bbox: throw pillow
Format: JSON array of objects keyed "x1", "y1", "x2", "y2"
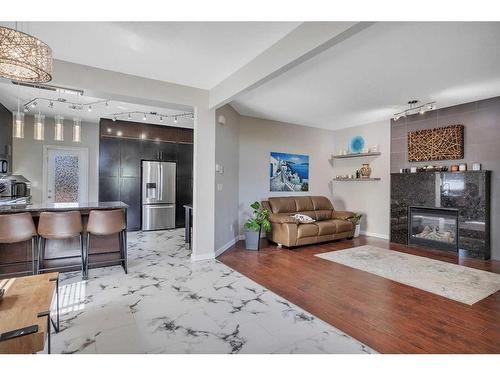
[{"x1": 291, "y1": 213, "x2": 316, "y2": 223}]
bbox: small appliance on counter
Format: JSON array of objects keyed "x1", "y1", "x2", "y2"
[
  {"x1": 0, "y1": 174, "x2": 32, "y2": 205},
  {"x1": 0, "y1": 159, "x2": 8, "y2": 174}
]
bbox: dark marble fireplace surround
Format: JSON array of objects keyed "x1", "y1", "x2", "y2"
[{"x1": 390, "y1": 96, "x2": 500, "y2": 260}]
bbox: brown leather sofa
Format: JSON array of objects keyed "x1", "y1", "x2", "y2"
[{"x1": 261, "y1": 196, "x2": 355, "y2": 247}]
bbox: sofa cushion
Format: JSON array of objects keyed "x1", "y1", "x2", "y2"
[
  {"x1": 315, "y1": 220, "x2": 337, "y2": 236},
  {"x1": 297, "y1": 223, "x2": 319, "y2": 238},
  {"x1": 269, "y1": 213, "x2": 298, "y2": 224},
  {"x1": 315, "y1": 210, "x2": 332, "y2": 221},
  {"x1": 331, "y1": 219, "x2": 354, "y2": 233},
  {"x1": 294, "y1": 197, "x2": 314, "y2": 212},
  {"x1": 311, "y1": 196, "x2": 334, "y2": 211},
  {"x1": 268, "y1": 197, "x2": 297, "y2": 214}
]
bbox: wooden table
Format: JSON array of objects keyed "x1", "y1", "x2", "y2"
[{"x1": 0, "y1": 272, "x2": 59, "y2": 354}]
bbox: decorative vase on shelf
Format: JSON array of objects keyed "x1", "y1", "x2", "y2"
[{"x1": 360, "y1": 163, "x2": 372, "y2": 178}]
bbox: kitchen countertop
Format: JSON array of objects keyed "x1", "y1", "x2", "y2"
[{"x1": 0, "y1": 201, "x2": 128, "y2": 214}]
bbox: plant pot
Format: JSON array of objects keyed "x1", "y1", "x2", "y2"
[
  {"x1": 244, "y1": 229, "x2": 261, "y2": 250},
  {"x1": 354, "y1": 224, "x2": 361, "y2": 238}
]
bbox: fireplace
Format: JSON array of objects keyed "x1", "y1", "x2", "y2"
[{"x1": 408, "y1": 206, "x2": 459, "y2": 253}]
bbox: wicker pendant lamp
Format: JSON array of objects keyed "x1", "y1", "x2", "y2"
[{"x1": 0, "y1": 25, "x2": 52, "y2": 83}]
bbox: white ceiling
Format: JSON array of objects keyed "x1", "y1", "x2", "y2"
[
  {"x1": 1, "y1": 21, "x2": 299, "y2": 90},
  {"x1": 0, "y1": 81, "x2": 194, "y2": 128},
  {"x1": 231, "y1": 22, "x2": 500, "y2": 130}
]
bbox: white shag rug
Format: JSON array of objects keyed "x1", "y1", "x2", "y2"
[{"x1": 316, "y1": 245, "x2": 500, "y2": 305}]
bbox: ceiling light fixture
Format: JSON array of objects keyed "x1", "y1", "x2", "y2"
[
  {"x1": 143, "y1": 113, "x2": 147, "y2": 121},
  {"x1": 34, "y1": 113, "x2": 45, "y2": 141},
  {"x1": 112, "y1": 116, "x2": 117, "y2": 122},
  {"x1": 73, "y1": 118, "x2": 81, "y2": 142},
  {"x1": 393, "y1": 100, "x2": 436, "y2": 122},
  {"x1": 174, "y1": 116, "x2": 178, "y2": 124},
  {"x1": 88, "y1": 105, "x2": 92, "y2": 112},
  {"x1": 128, "y1": 113, "x2": 132, "y2": 120},
  {"x1": 13, "y1": 95, "x2": 25, "y2": 139},
  {"x1": 0, "y1": 25, "x2": 52, "y2": 83},
  {"x1": 54, "y1": 115, "x2": 64, "y2": 141}
]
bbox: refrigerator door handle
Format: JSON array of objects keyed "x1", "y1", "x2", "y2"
[{"x1": 158, "y1": 163, "x2": 163, "y2": 201}]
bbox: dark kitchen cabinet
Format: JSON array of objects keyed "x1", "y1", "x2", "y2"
[
  {"x1": 120, "y1": 177, "x2": 141, "y2": 230},
  {"x1": 99, "y1": 120, "x2": 193, "y2": 231},
  {"x1": 176, "y1": 178, "x2": 193, "y2": 227},
  {"x1": 99, "y1": 137, "x2": 121, "y2": 177},
  {"x1": 98, "y1": 177, "x2": 120, "y2": 202},
  {"x1": 120, "y1": 138, "x2": 141, "y2": 177},
  {"x1": 177, "y1": 143, "x2": 193, "y2": 179}
]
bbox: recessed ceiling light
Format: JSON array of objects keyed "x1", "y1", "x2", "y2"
[
  {"x1": 116, "y1": 130, "x2": 123, "y2": 137},
  {"x1": 107, "y1": 128, "x2": 112, "y2": 133}
]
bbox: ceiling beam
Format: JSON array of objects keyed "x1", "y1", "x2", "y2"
[{"x1": 209, "y1": 22, "x2": 375, "y2": 109}]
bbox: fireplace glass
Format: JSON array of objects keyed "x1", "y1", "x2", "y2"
[{"x1": 408, "y1": 206, "x2": 459, "y2": 252}]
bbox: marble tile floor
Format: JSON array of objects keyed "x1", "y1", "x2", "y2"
[{"x1": 50, "y1": 229, "x2": 375, "y2": 354}]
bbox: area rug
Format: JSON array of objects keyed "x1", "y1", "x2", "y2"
[{"x1": 315, "y1": 245, "x2": 500, "y2": 305}]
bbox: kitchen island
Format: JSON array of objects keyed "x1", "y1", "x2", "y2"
[{"x1": 0, "y1": 201, "x2": 128, "y2": 277}]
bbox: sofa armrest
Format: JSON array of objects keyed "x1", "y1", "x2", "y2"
[
  {"x1": 332, "y1": 210, "x2": 356, "y2": 220},
  {"x1": 269, "y1": 213, "x2": 298, "y2": 224}
]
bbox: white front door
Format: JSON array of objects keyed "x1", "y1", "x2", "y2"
[{"x1": 44, "y1": 146, "x2": 88, "y2": 203}]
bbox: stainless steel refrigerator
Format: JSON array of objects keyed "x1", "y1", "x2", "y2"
[{"x1": 141, "y1": 161, "x2": 176, "y2": 230}]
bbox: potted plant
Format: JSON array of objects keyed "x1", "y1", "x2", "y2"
[
  {"x1": 244, "y1": 201, "x2": 272, "y2": 250},
  {"x1": 353, "y1": 213, "x2": 363, "y2": 238}
]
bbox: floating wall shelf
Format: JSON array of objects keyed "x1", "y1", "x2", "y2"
[
  {"x1": 332, "y1": 178, "x2": 381, "y2": 181},
  {"x1": 332, "y1": 152, "x2": 381, "y2": 159}
]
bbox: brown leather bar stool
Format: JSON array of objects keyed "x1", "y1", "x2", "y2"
[
  {"x1": 0, "y1": 213, "x2": 37, "y2": 276},
  {"x1": 85, "y1": 209, "x2": 127, "y2": 278},
  {"x1": 37, "y1": 211, "x2": 84, "y2": 278}
]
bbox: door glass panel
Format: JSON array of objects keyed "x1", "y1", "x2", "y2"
[{"x1": 54, "y1": 154, "x2": 79, "y2": 203}]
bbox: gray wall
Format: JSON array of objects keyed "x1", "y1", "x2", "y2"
[
  {"x1": 214, "y1": 105, "x2": 240, "y2": 253},
  {"x1": 332, "y1": 120, "x2": 391, "y2": 238},
  {"x1": 12, "y1": 115, "x2": 99, "y2": 203},
  {"x1": 390, "y1": 96, "x2": 500, "y2": 260},
  {"x1": 238, "y1": 116, "x2": 335, "y2": 236}
]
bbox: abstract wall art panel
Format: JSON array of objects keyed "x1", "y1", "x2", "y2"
[{"x1": 408, "y1": 124, "x2": 464, "y2": 162}]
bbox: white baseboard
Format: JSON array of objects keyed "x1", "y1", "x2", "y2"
[
  {"x1": 190, "y1": 253, "x2": 215, "y2": 262},
  {"x1": 215, "y1": 236, "x2": 240, "y2": 258},
  {"x1": 360, "y1": 230, "x2": 389, "y2": 240}
]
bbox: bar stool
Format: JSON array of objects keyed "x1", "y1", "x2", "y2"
[
  {"x1": 85, "y1": 209, "x2": 127, "y2": 278},
  {"x1": 37, "y1": 211, "x2": 84, "y2": 278},
  {"x1": 0, "y1": 213, "x2": 37, "y2": 276}
]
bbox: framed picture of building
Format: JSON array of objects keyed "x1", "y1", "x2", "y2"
[{"x1": 270, "y1": 152, "x2": 309, "y2": 192}]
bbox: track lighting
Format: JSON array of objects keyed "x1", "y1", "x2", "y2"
[
  {"x1": 30, "y1": 101, "x2": 37, "y2": 108},
  {"x1": 88, "y1": 105, "x2": 92, "y2": 112},
  {"x1": 143, "y1": 113, "x2": 147, "y2": 121},
  {"x1": 393, "y1": 100, "x2": 436, "y2": 121},
  {"x1": 48, "y1": 101, "x2": 53, "y2": 108},
  {"x1": 113, "y1": 116, "x2": 117, "y2": 122},
  {"x1": 159, "y1": 116, "x2": 163, "y2": 122},
  {"x1": 174, "y1": 116, "x2": 178, "y2": 124},
  {"x1": 105, "y1": 101, "x2": 109, "y2": 108},
  {"x1": 128, "y1": 113, "x2": 131, "y2": 120}
]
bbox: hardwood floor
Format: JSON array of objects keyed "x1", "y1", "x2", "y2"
[{"x1": 218, "y1": 236, "x2": 500, "y2": 354}]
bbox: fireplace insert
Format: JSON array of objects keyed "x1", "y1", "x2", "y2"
[{"x1": 408, "y1": 206, "x2": 459, "y2": 252}]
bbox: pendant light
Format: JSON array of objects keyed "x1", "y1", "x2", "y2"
[
  {"x1": 0, "y1": 24, "x2": 52, "y2": 83},
  {"x1": 54, "y1": 114, "x2": 64, "y2": 141},
  {"x1": 34, "y1": 113, "x2": 45, "y2": 141},
  {"x1": 12, "y1": 97, "x2": 25, "y2": 138},
  {"x1": 73, "y1": 118, "x2": 81, "y2": 143}
]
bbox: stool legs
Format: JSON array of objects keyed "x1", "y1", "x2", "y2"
[
  {"x1": 37, "y1": 237, "x2": 45, "y2": 274},
  {"x1": 31, "y1": 237, "x2": 37, "y2": 275},
  {"x1": 79, "y1": 233, "x2": 86, "y2": 279},
  {"x1": 120, "y1": 230, "x2": 128, "y2": 274},
  {"x1": 85, "y1": 232, "x2": 90, "y2": 280}
]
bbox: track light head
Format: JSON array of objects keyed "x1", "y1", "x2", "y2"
[
  {"x1": 143, "y1": 113, "x2": 147, "y2": 121},
  {"x1": 174, "y1": 116, "x2": 178, "y2": 124},
  {"x1": 88, "y1": 105, "x2": 92, "y2": 112}
]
